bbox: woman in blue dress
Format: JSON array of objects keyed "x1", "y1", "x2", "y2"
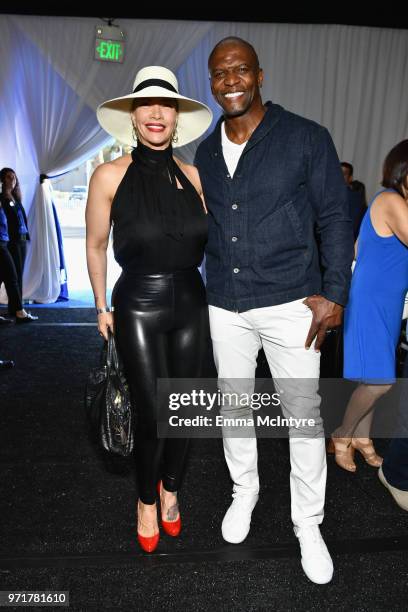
[{"x1": 332, "y1": 140, "x2": 408, "y2": 471}]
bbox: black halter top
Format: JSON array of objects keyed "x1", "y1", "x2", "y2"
[{"x1": 110, "y1": 142, "x2": 208, "y2": 274}]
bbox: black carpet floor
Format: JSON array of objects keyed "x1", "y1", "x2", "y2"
[{"x1": 0, "y1": 308, "x2": 407, "y2": 611}]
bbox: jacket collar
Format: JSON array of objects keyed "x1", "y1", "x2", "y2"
[{"x1": 208, "y1": 100, "x2": 284, "y2": 158}]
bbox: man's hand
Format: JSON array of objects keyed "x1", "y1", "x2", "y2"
[{"x1": 303, "y1": 295, "x2": 343, "y2": 352}]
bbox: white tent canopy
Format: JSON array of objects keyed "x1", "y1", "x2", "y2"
[{"x1": 0, "y1": 14, "x2": 407, "y2": 302}]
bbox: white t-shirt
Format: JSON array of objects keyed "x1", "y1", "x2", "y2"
[{"x1": 221, "y1": 121, "x2": 247, "y2": 178}]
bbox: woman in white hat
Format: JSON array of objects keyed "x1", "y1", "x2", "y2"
[{"x1": 86, "y1": 66, "x2": 212, "y2": 553}]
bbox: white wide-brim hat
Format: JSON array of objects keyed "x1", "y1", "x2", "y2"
[{"x1": 96, "y1": 66, "x2": 213, "y2": 148}]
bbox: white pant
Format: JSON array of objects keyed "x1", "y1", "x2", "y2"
[{"x1": 209, "y1": 299, "x2": 327, "y2": 528}]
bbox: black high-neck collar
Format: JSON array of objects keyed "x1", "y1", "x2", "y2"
[{"x1": 131, "y1": 141, "x2": 173, "y2": 164}]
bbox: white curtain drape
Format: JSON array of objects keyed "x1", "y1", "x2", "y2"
[
  {"x1": 1, "y1": 15, "x2": 407, "y2": 302},
  {"x1": 177, "y1": 22, "x2": 408, "y2": 196},
  {"x1": 0, "y1": 19, "x2": 114, "y2": 302},
  {"x1": 0, "y1": 15, "x2": 212, "y2": 302}
]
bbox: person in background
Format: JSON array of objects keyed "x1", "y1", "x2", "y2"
[
  {"x1": 333, "y1": 141, "x2": 408, "y2": 471},
  {"x1": 379, "y1": 349, "x2": 408, "y2": 512},
  {"x1": 341, "y1": 162, "x2": 367, "y2": 241},
  {"x1": 0, "y1": 193, "x2": 35, "y2": 323},
  {"x1": 0, "y1": 168, "x2": 37, "y2": 322}
]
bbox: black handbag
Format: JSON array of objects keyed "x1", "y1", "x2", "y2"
[{"x1": 85, "y1": 329, "x2": 134, "y2": 456}]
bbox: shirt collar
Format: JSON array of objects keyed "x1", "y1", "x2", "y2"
[{"x1": 210, "y1": 101, "x2": 284, "y2": 157}]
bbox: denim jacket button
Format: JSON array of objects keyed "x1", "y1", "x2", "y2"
[
  {"x1": 233, "y1": 268, "x2": 240, "y2": 274},
  {"x1": 232, "y1": 236, "x2": 238, "y2": 242},
  {"x1": 232, "y1": 204, "x2": 238, "y2": 210}
]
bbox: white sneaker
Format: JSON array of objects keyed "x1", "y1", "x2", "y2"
[
  {"x1": 221, "y1": 494, "x2": 259, "y2": 544},
  {"x1": 294, "y1": 524, "x2": 333, "y2": 584}
]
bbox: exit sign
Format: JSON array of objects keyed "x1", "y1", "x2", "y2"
[
  {"x1": 95, "y1": 24, "x2": 125, "y2": 63},
  {"x1": 95, "y1": 39, "x2": 125, "y2": 63}
]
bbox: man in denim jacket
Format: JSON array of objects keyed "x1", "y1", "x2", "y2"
[{"x1": 194, "y1": 37, "x2": 354, "y2": 584}]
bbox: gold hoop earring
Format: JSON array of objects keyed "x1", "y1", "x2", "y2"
[{"x1": 132, "y1": 123, "x2": 138, "y2": 143}]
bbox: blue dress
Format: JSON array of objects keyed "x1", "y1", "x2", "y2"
[{"x1": 344, "y1": 188, "x2": 408, "y2": 383}]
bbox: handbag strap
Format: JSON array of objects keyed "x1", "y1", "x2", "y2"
[{"x1": 107, "y1": 329, "x2": 120, "y2": 373}]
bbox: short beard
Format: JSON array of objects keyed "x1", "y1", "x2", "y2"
[
  {"x1": 218, "y1": 92, "x2": 255, "y2": 119},
  {"x1": 223, "y1": 106, "x2": 249, "y2": 118}
]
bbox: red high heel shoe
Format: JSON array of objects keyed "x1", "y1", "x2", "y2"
[
  {"x1": 137, "y1": 501, "x2": 159, "y2": 553},
  {"x1": 157, "y1": 481, "x2": 181, "y2": 537},
  {"x1": 137, "y1": 530, "x2": 159, "y2": 553}
]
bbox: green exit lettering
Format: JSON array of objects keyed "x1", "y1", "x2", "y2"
[{"x1": 96, "y1": 40, "x2": 124, "y2": 62}]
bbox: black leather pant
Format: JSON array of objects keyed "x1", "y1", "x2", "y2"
[{"x1": 112, "y1": 267, "x2": 209, "y2": 504}]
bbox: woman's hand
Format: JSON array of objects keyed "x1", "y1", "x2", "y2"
[{"x1": 97, "y1": 311, "x2": 114, "y2": 340}]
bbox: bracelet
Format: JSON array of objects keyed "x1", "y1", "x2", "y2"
[{"x1": 96, "y1": 306, "x2": 114, "y2": 314}]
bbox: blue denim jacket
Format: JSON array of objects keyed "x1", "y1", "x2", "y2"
[{"x1": 194, "y1": 101, "x2": 354, "y2": 312}]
